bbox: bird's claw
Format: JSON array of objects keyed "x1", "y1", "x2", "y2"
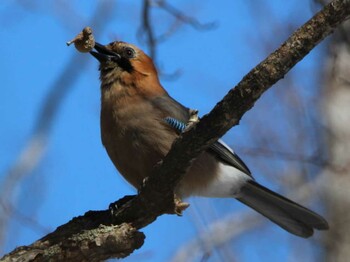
[
  {"x1": 184, "y1": 109, "x2": 199, "y2": 132},
  {"x1": 174, "y1": 196, "x2": 190, "y2": 216}
]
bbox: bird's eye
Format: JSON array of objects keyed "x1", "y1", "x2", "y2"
[{"x1": 124, "y1": 47, "x2": 135, "y2": 58}]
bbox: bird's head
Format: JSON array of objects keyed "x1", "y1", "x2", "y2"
[{"x1": 90, "y1": 41, "x2": 163, "y2": 96}]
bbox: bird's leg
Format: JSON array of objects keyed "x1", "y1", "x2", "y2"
[
  {"x1": 174, "y1": 195, "x2": 190, "y2": 216},
  {"x1": 109, "y1": 195, "x2": 136, "y2": 215},
  {"x1": 142, "y1": 171, "x2": 189, "y2": 215},
  {"x1": 184, "y1": 109, "x2": 199, "y2": 132}
]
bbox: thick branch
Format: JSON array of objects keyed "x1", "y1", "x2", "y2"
[
  {"x1": 1, "y1": 223, "x2": 144, "y2": 262},
  {"x1": 2, "y1": 0, "x2": 349, "y2": 261}
]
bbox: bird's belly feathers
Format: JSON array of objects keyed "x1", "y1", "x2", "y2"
[
  {"x1": 100, "y1": 101, "x2": 176, "y2": 188},
  {"x1": 100, "y1": 101, "x2": 249, "y2": 198}
]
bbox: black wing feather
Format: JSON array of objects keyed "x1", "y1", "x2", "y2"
[{"x1": 209, "y1": 140, "x2": 252, "y2": 177}]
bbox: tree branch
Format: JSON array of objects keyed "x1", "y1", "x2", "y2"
[
  {"x1": 3, "y1": 223, "x2": 144, "y2": 262},
  {"x1": 2, "y1": 0, "x2": 349, "y2": 261}
]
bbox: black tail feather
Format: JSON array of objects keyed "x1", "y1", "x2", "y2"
[{"x1": 237, "y1": 180, "x2": 328, "y2": 238}]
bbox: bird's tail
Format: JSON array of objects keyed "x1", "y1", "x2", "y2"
[{"x1": 237, "y1": 180, "x2": 329, "y2": 238}]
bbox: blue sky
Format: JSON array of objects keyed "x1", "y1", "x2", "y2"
[{"x1": 0, "y1": 1, "x2": 328, "y2": 261}]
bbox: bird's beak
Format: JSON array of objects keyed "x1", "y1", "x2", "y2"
[{"x1": 90, "y1": 42, "x2": 121, "y2": 63}]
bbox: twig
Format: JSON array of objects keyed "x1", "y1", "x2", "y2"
[
  {"x1": 237, "y1": 146, "x2": 328, "y2": 166},
  {"x1": 139, "y1": 0, "x2": 157, "y2": 60},
  {"x1": 138, "y1": 0, "x2": 217, "y2": 74},
  {"x1": 171, "y1": 212, "x2": 262, "y2": 262},
  {"x1": 154, "y1": 0, "x2": 217, "y2": 31}
]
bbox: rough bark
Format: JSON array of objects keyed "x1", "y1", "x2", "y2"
[
  {"x1": 1, "y1": 0, "x2": 349, "y2": 261},
  {"x1": 1, "y1": 223, "x2": 144, "y2": 262}
]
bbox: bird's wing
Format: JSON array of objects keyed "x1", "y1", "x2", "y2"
[
  {"x1": 153, "y1": 95, "x2": 252, "y2": 177},
  {"x1": 209, "y1": 139, "x2": 252, "y2": 177},
  {"x1": 151, "y1": 95, "x2": 190, "y2": 124}
]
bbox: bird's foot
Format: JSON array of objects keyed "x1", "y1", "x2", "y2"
[
  {"x1": 184, "y1": 109, "x2": 199, "y2": 132},
  {"x1": 174, "y1": 196, "x2": 190, "y2": 216},
  {"x1": 109, "y1": 195, "x2": 136, "y2": 215}
]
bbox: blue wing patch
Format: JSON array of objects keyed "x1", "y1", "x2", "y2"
[{"x1": 164, "y1": 117, "x2": 187, "y2": 132}]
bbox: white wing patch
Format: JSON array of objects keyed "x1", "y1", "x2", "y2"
[{"x1": 197, "y1": 162, "x2": 252, "y2": 198}]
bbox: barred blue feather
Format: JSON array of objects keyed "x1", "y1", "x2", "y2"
[{"x1": 164, "y1": 117, "x2": 186, "y2": 132}]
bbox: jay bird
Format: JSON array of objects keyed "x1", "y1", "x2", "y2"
[{"x1": 89, "y1": 41, "x2": 328, "y2": 238}]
